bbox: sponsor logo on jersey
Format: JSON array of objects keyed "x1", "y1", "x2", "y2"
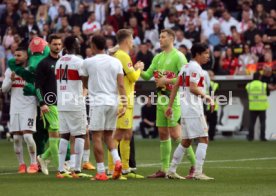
[
  {"x1": 12, "y1": 77, "x2": 25, "y2": 88},
  {"x1": 163, "y1": 71, "x2": 176, "y2": 91},
  {"x1": 163, "y1": 71, "x2": 176, "y2": 79}
]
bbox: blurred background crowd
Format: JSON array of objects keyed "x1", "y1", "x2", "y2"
[{"x1": 0, "y1": 0, "x2": 275, "y2": 78}]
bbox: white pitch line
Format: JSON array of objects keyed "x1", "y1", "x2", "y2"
[
  {"x1": 1, "y1": 157, "x2": 276, "y2": 176},
  {"x1": 0, "y1": 172, "x2": 17, "y2": 176},
  {"x1": 136, "y1": 157, "x2": 276, "y2": 167}
]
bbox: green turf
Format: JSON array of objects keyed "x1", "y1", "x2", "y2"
[{"x1": 0, "y1": 139, "x2": 276, "y2": 196}]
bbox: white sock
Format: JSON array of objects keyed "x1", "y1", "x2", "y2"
[
  {"x1": 70, "y1": 154, "x2": 76, "y2": 169},
  {"x1": 13, "y1": 135, "x2": 24, "y2": 165},
  {"x1": 97, "y1": 162, "x2": 105, "y2": 174},
  {"x1": 195, "y1": 143, "x2": 208, "y2": 175},
  {"x1": 83, "y1": 149, "x2": 90, "y2": 163},
  {"x1": 169, "y1": 144, "x2": 186, "y2": 173},
  {"x1": 74, "y1": 138, "x2": 85, "y2": 172},
  {"x1": 23, "y1": 134, "x2": 37, "y2": 164},
  {"x1": 110, "y1": 148, "x2": 120, "y2": 164},
  {"x1": 58, "y1": 138, "x2": 69, "y2": 172}
]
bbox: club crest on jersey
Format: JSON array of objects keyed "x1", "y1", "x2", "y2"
[
  {"x1": 192, "y1": 72, "x2": 197, "y2": 77},
  {"x1": 124, "y1": 119, "x2": 129, "y2": 125}
]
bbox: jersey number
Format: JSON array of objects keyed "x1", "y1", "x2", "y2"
[
  {"x1": 28, "y1": 119, "x2": 34, "y2": 127},
  {"x1": 59, "y1": 64, "x2": 68, "y2": 83}
]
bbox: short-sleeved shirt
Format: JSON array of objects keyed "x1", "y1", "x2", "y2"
[
  {"x1": 178, "y1": 60, "x2": 205, "y2": 118},
  {"x1": 55, "y1": 54, "x2": 85, "y2": 111},
  {"x1": 82, "y1": 54, "x2": 123, "y2": 106}
]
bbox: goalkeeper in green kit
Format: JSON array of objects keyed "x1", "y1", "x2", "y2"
[{"x1": 141, "y1": 29, "x2": 196, "y2": 179}]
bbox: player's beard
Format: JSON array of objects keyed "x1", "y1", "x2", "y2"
[{"x1": 52, "y1": 49, "x2": 61, "y2": 55}]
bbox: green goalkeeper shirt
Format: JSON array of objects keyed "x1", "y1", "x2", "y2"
[{"x1": 140, "y1": 48, "x2": 187, "y2": 106}]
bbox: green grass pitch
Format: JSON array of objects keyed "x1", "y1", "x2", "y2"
[{"x1": 0, "y1": 139, "x2": 276, "y2": 196}]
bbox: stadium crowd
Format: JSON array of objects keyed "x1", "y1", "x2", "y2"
[{"x1": 0, "y1": 0, "x2": 275, "y2": 77}]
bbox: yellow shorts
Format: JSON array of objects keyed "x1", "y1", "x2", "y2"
[{"x1": 116, "y1": 107, "x2": 133, "y2": 129}]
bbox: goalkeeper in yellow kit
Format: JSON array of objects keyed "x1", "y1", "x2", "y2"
[{"x1": 107, "y1": 29, "x2": 144, "y2": 179}]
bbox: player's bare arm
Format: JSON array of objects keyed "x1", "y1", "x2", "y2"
[
  {"x1": 81, "y1": 76, "x2": 89, "y2": 92},
  {"x1": 190, "y1": 82, "x2": 215, "y2": 112},
  {"x1": 117, "y1": 73, "x2": 127, "y2": 117}
]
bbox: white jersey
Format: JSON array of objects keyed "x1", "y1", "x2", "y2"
[
  {"x1": 55, "y1": 54, "x2": 85, "y2": 111},
  {"x1": 202, "y1": 70, "x2": 210, "y2": 95},
  {"x1": 1, "y1": 68, "x2": 37, "y2": 114},
  {"x1": 178, "y1": 60, "x2": 205, "y2": 118},
  {"x1": 82, "y1": 54, "x2": 124, "y2": 106}
]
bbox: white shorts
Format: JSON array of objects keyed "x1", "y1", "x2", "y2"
[
  {"x1": 10, "y1": 112, "x2": 37, "y2": 132},
  {"x1": 59, "y1": 110, "x2": 86, "y2": 136},
  {"x1": 181, "y1": 115, "x2": 208, "y2": 139},
  {"x1": 89, "y1": 105, "x2": 118, "y2": 131}
]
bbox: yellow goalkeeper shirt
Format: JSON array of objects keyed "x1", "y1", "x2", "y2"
[{"x1": 114, "y1": 49, "x2": 140, "y2": 108}]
